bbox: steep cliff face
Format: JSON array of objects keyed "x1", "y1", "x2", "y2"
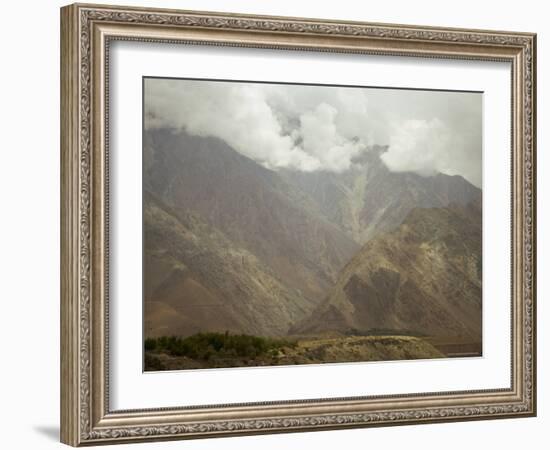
[
  {"x1": 294, "y1": 200, "x2": 482, "y2": 342},
  {"x1": 144, "y1": 193, "x2": 317, "y2": 338},
  {"x1": 144, "y1": 129, "x2": 358, "y2": 303}
]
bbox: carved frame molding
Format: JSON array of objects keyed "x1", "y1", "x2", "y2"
[{"x1": 61, "y1": 3, "x2": 536, "y2": 446}]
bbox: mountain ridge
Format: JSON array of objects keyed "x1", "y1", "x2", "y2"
[
  {"x1": 144, "y1": 191, "x2": 317, "y2": 338},
  {"x1": 144, "y1": 128, "x2": 482, "y2": 348},
  {"x1": 292, "y1": 200, "x2": 482, "y2": 342},
  {"x1": 281, "y1": 145, "x2": 481, "y2": 244},
  {"x1": 144, "y1": 128, "x2": 359, "y2": 303}
]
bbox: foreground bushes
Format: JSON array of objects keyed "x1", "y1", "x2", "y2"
[{"x1": 144, "y1": 332, "x2": 296, "y2": 361}]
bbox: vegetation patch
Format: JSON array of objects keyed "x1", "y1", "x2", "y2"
[{"x1": 145, "y1": 332, "x2": 297, "y2": 361}]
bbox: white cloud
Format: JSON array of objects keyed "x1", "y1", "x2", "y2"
[
  {"x1": 382, "y1": 118, "x2": 452, "y2": 177},
  {"x1": 299, "y1": 103, "x2": 363, "y2": 173},
  {"x1": 145, "y1": 79, "x2": 482, "y2": 186},
  {"x1": 145, "y1": 80, "x2": 321, "y2": 172}
]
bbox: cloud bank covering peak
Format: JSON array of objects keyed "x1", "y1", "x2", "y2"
[{"x1": 144, "y1": 78, "x2": 482, "y2": 187}]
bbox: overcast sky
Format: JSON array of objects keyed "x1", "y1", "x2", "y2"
[{"x1": 144, "y1": 78, "x2": 482, "y2": 187}]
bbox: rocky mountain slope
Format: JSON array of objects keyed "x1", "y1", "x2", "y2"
[
  {"x1": 144, "y1": 192, "x2": 317, "y2": 338},
  {"x1": 294, "y1": 199, "x2": 482, "y2": 342},
  {"x1": 144, "y1": 129, "x2": 359, "y2": 303},
  {"x1": 282, "y1": 146, "x2": 481, "y2": 243}
]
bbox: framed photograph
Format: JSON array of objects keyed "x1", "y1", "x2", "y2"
[{"x1": 60, "y1": 3, "x2": 537, "y2": 446}]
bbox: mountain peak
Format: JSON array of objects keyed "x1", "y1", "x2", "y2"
[{"x1": 282, "y1": 146, "x2": 480, "y2": 244}]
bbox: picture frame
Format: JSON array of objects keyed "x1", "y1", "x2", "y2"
[{"x1": 60, "y1": 2, "x2": 536, "y2": 446}]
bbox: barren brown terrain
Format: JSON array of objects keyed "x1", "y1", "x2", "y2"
[{"x1": 143, "y1": 127, "x2": 482, "y2": 370}]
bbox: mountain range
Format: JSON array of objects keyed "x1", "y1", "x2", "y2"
[
  {"x1": 144, "y1": 192, "x2": 315, "y2": 337},
  {"x1": 144, "y1": 129, "x2": 358, "y2": 304},
  {"x1": 144, "y1": 128, "x2": 482, "y2": 346},
  {"x1": 293, "y1": 200, "x2": 482, "y2": 342},
  {"x1": 281, "y1": 146, "x2": 481, "y2": 244}
]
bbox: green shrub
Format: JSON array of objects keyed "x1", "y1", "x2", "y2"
[
  {"x1": 144, "y1": 338, "x2": 157, "y2": 351},
  {"x1": 144, "y1": 332, "x2": 295, "y2": 361}
]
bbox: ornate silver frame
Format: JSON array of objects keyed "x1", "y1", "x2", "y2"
[{"x1": 60, "y1": 3, "x2": 536, "y2": 446}]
